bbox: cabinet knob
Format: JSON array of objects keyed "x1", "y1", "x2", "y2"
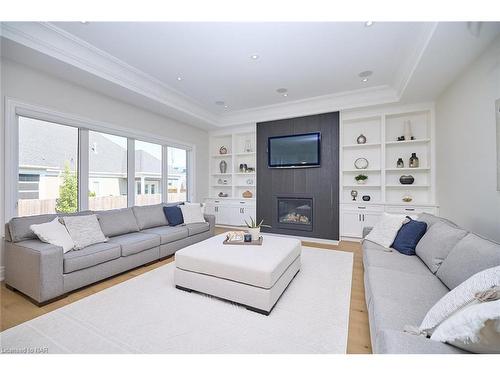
[
  {"x1": 405, "y1": 208, "x2": 415, "y2": 211},
  {"x1": 358, "y1": 206, "x2": 366, "y2": 209}
]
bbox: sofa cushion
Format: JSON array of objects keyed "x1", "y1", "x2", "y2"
[
  {"x1": 63, "y1": 242, "x2": 121, "y2": 273},
  {"x1": 392, "y1": 217, "x2": 427, "y2": 255},
  {"x1": 415, "y1": 221, "x2": 468, "y2": 274},
  {"x1": 365, "y1": 267, "x2": 449, "y2": 330},
  {"x1": 132, "y1": 204, "x2": 168, "y2": 230},
  {"x1": 436, "y1": 234, "x2": 500, "y2": 290},
  {"x1": 8, "y1": 211, "x2": 92, "y2": 243},
  {"x1": 141, "y1": 225, "x2": 188, "y2": 245},
  {"x1": 363, "y1": 248, "x2": 431, "y2": 276},
  {"x1": 163, "y1": 205, "x2": 184, "y2": 226},
  {"x1": 417, "y1": 213, "x2": 458, "y2": 229},
  {"x1": 63, "y1": 214, "x2": 107, "y2": 250},
  {"x1": 375, "y1": 329, "x2": 465, "y2": 354},
  {"x1": 108, "y1": 232, "x2": 161, "y2": 257},
  {"x1": 185, "y1": 222, "x2": 210, "y2": 236},
  {"x1": 97, "y1": 208, "x2": 140, "y2": 237}
]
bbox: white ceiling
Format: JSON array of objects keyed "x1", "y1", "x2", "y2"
[
  {"x1": 1, "y1": 22, "x2": 500, "y2": 129},
  {"x1": 52, "y1": 22, "x2": 428, "y2": 112}
]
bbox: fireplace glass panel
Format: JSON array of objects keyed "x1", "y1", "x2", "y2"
[{"x1": 277, "y1": 198, "x2": 313, "y2": 229}]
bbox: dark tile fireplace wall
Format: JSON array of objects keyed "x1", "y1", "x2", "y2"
[{"x1": 256, "y1": 112, "x2": 340, "y2": 240}]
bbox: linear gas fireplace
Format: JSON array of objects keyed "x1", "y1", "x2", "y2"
[{"x1": 277, "y1": 197, "x2": 313, "y2": 232}]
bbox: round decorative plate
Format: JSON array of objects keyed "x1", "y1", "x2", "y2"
[{"x1": 354, "y1": 157, "x2": 369, "y2": 169}]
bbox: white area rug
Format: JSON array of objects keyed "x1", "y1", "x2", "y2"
[{"x1": 0, "y1": 247, "x2": 353, "y2": 354}]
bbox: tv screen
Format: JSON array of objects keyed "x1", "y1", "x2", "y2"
[{"x1": 268, "y1": 132, "x2": 321, "y2": 168}]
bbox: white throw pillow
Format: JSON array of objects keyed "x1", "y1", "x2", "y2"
[
  {"x1": 180, "y1": 203, "x2": 206, "y2": 224},
  {"x1": 420, "y1": 266, "x2": 500, "y2": 334},
  {"x1": 364, "y1": 213, "x2": 407, "y2": 249},
  {"x1": 30, "y1": 217, "x2": 75, "y2": 253},
  {"x1": 430, "y1": 300, "x2": 500, "y2": 353},
  {"x1": 63, "y1": 214, "x2": 107, "y2": 250}
]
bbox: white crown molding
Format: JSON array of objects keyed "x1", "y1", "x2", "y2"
[
  {"x1": 218, "y1": 85, "x2": 400, "y2": 126},
  {"x1": 1, "y1": 22, "x2": 221, "y2": 127},
  {"x1": 393, "y1": 22, "x2": 438, "y2": 98},
  {"x1": 0, "y1": 22, "x2": 437, "y2": 128}
]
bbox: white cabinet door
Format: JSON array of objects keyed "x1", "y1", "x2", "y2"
[
  {"x1": 204, "y1": 204, "x2": 216, "y2": 217},
  {"x1": 362, "y1": 212, "x2": 383, "y2": 229},
  {"x1": 342, "y1": 211, "x2": 362, "y2": 238}
]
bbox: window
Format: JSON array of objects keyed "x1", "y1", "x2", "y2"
[
  {"x1": 18, "y1": 116, "x2": 78, "y2": 216},
  {"x1": 13, "y1": 105, "x2": 192, "y2": 217},
  {"x1": 89, "y1": 131, "x2": 128, "y2": 210},
  {"x1": 168, "y1": 147, "x2": 187, "y2": 202},
  {"x1": 135, "y1": 140, "x2": 162, "y2": 205}
]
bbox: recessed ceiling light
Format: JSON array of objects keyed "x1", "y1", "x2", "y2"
[
  {"x1": 365, "y1": 21, "x2": 373, "y2": 27},
  {"x1": 283, "y1": 93, "x2": 288, "y2": 97},
  {"x1": 276, "y1": 88, "x2": 288, "y2": 94},
  {"x1": 362, "y1": 78, "x2": 369, "y2": 83},
  {"x1": 358, "y1": 70, "x2": 373, "y2": 78},
  {"x1": 224, "y1": 105, "x2": 229, "y2": 109},
  {"x1": 176, "y1": 76, "x2": 183, "y2": 81},
  {"x1": 250, "y1": 54, "x2": 260, "y2": 60},
  {"x1": 80, "y1": 21, "x2": 89, "y2": 24}
]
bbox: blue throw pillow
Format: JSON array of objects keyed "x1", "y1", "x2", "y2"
[
  {"x1": 392, "y1": 216, "x2": 428, "y2": 255},
  {"x1": 163, "y1": 205, "x2": 184, "y2": 226}
]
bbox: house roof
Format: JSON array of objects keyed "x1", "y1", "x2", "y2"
[{"x1": 19, "y1": 117, "x2": 184, "y2": 176}]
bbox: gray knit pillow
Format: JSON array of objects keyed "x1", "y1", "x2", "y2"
[{"x1": 63, "y1": 214, "x2": 107, "y2": 250}]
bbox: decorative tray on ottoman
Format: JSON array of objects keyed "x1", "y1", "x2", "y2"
[{"x1": 223, "y1": 231, "x2": 263, "y2": 246}]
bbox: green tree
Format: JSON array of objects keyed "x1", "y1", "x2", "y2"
[{"x1": 55, "y1": 163, "x2": 78, "y2": 213}]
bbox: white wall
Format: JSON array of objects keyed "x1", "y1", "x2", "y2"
[
  {"x1": 435, "y1": 35, "x2": 500, "y2": 241},
  {"x1": 0, "y1": 57, "x2": 210, "y2": 278}
]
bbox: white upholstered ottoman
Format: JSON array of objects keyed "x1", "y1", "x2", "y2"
[{"x1": 174, "y1": 233, "x2": 301, "y2": 315}]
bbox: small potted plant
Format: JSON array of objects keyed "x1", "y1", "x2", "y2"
[
  {"x1": 244, "y1": 217, "x2": 271, "y2": 241},
  {"x1": 355, "y1": 174, "x2": 368, "y2": 185}
]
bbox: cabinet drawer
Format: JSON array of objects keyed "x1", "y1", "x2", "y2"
[
  {"x1": 341, "y1": 204, "x2": 384, "y2": 213},
  {"x1": 385, "y1": 206, "x2": 437, "y2": 215}
]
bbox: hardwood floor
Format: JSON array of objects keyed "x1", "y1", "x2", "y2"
[{"x1": 0, "y1": 228, "x2": 371, "y2": 354}]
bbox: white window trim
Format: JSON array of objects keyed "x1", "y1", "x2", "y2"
[{"x1": 5, "y1": 98, "x2": 196, "y2": 220}]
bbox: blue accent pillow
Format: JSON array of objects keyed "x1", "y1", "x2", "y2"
[
  {"x1": 392, "y1": 216, "x2": 428, "y2": 255},
  {"x1": 163, "y1": 205, "x2": 184, "y2": 226}
]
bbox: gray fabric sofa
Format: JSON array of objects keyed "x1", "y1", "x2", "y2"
[
  {"x1": 4, "y1": 204, "x2": 215, "y2": 305},
  {"x1": 363, "y1": 213, "x2": 500, "y2": 354}
]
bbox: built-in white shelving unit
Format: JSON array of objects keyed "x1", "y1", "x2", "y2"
[
  {"x1": 205, "y1": 129, "x2": 257, "y2": 226},
  {"x1": 339, "y1": 103, "x2": 437, "y2": 239}
]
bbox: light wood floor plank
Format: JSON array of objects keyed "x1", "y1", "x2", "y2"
[{"x1": 0, "y1": 229, "x2": 371, "y2": 353}]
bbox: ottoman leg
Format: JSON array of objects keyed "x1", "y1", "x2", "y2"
[{"x1": 175, "y1": 285, "x2": 193, "y2": 293}]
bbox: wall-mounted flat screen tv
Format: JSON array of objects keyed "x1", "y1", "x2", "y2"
[{"x1": 268, "y1": 132, "x2": 321, "y2": 168}]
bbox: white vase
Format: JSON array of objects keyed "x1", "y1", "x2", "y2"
[
  {"x1": 247, "y1": 227, "x2": 261, "y2": 241},
  {"x1": 403, "y1": 120, "x2": 412, "y2": 141},
  {"x1": 356, "y1": 179, "x2": 367, "y2": 185}
]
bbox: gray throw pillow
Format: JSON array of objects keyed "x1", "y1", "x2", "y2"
[
  {"x1": 415, "y1": 221, "x2": 468, "y2": 274},
  {"x1": 63, "y1": 214, "x2": 107, "y2": 250},
  {"x1": 436, "y1": 233, "x2": 500, "y2": 290},
  {"x1": 96, "y1": 208, "x2": 139, "y2": 237}
]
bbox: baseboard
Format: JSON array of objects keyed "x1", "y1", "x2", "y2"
[{"x1": 0, "y1": 266, "x2": 5, "y2": 281}]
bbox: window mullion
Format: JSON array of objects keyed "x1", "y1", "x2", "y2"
[
  {"x1": 78, "y1": 129, "x2": 89, "y2": 211},
  {"x1": 162, "y1": 146, "x2": 169, "y2": 203},
  {"x1": 127, "y1": 139, "x2": 135, "y2": 207}
]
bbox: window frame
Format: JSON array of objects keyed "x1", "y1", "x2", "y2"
[{"x1": 5, "y1": 98, "x2": 196, "y2": 221}]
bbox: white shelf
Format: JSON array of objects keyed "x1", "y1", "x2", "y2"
[
  {"x1": 235, "y1": 152, "x2": 256, "y2": 156},
  {"x1": 234, "y1": 172, "x2": 256, "y2": 175},
  {"x1": 343, "y1": 143, "x2": 381, "y2": 149},
  {"x1": 385, "y1": 167, "x2": 430, "y2": 172},
  {"x1": 212, "y1": 154, "x2": 232, "y2": 157},
  {"x1": 235, "y1": 185, "x2": 255, "y2": 187},
  {"x1": 211, "y1": 173, "x2": 232, "y2": 176},
  {"x1": 343, "y1": 185, "x2": 381, "y2": 188},
  {"x1": 385, "y1": 139, "x2": 430, "y2": 146},
  {"x1": 343, "y1": 168, "x2": 381, "y2": 172},
  {"x1": 386, "y1": 184, "x2": 430, "y2": 188},
  {"x1": 212, "y1": 185, "x2": 232, "y2": 187}
]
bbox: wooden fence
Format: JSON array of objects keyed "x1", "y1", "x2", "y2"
[{"x1": 18, "y1": 193, "x2": 186, "y2": 216}]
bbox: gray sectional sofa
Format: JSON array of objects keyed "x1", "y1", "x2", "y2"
[
  {"x1": 363, "y1": 213, "x2": 500, "y2": 354},
  {"x1": 4, "y1": 204, "x2": 215, "y2": 305}
]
